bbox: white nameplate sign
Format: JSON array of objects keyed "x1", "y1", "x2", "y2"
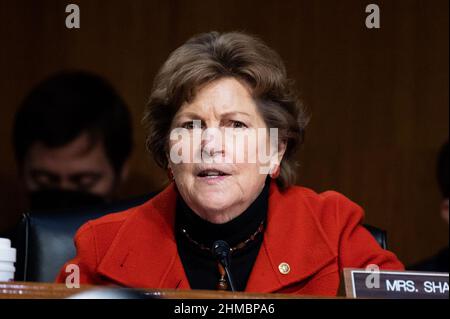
[{"x1": 344, "y1": 268, "x2": 449, "y2": 299}]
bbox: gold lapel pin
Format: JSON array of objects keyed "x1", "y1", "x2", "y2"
[{"x1": 278, "y1": 262, "x2": 290, "y2": 275}]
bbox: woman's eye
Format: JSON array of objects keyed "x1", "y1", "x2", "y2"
[
  {"x1": 181, "y1": 122, "x2": 194, "y2": 129},
  {"x1": 230, "y1": 120, "x2": 247, "y2": 129},
  {"x1": 181, "y1": 121, "x2": 202, "y2": 129}
]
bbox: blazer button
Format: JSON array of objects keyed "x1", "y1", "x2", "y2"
[{"x1": 278, "y1": 262, "x2": 290, "y2": 275}]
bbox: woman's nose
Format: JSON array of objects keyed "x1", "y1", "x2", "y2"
[{"x1": 201, "y1": 127, "x2": 225, "y2": 158}]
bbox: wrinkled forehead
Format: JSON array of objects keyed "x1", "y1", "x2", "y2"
[{"x1": 175, "y1": 78, "x2": 258, "y2": 120}]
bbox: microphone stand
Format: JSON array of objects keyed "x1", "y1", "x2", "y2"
[{"x1": 212, "y1": 240, "x2": 237, "y2": 292}]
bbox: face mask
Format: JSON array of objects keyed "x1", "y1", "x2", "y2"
[{"x1": 29, "y1": 189, "x2": 107, "y2": 212}]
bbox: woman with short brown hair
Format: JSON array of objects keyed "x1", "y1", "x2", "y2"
[
  {"x1": 57, "y1": 31, "x2": 403, "y2": 295},
  {"x1": 144, "y1": 31, "x2": 308, "y2": 190}
]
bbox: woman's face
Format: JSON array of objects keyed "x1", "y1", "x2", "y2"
[{"x1": 168, "y1": 77, "x2": 284, "y2": 223}]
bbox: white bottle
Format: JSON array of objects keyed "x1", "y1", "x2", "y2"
[{"x1": 0, "y1": 238, "x2": 16, "y2": 282}]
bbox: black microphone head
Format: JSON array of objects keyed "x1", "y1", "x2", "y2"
[{"x1": 212, "y1": 240, "x2": 231, "y2": 262}]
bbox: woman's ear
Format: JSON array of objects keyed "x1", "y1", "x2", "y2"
[
  {"x1": 276, "y1": 140, "x2": 287, "y2": 165},
  {"x1": 268, "y1": 140, "x2": 286, "y2": 176},
  {"x1": 166, "y1": 155, "x2": 175, "y2": 181}
]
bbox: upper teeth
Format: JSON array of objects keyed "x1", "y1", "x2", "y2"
[
  {"x1": 206, "y1": 171, "x2": 220, "y2": 176},
  {"x1": 199, "y1": 170, "x2": 225, "y2": 177}
]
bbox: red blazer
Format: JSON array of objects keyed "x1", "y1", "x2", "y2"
[{"x1": 56, "y1": 181, "x2": 404, "y2": 296}]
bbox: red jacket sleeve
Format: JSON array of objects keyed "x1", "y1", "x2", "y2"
[
  {"x1": 335, "y1": 193, "x2": 404, "y2": 271},
  {"x1": 55, "y1": 222, "x2": 103, "y2": 285}
]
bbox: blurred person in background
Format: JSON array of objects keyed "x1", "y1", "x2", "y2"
[
  {"x1": 410, "y1": 141, "x2": 448, "y2": 272},
  {"x1": 12, "y1": 71, "x2": 133, "y2": 212}
]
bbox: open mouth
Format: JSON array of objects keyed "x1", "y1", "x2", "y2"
[{"x1": 197, "y1": 169, "x2": 231, "y2": 179}]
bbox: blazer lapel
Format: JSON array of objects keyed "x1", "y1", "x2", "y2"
[{"x1": 245, "y1": 182, "x2": 337, "y2": 293}]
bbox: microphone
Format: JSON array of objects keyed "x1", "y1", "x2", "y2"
[{"x1": 212, "y1": 240, "x2": 236, "y2": 292}]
